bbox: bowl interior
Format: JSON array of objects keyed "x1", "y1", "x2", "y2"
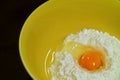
[{"x1": 19, "y1": 0, "x2": 120, "y2": 80}]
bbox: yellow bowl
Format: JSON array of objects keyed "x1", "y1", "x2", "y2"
[{"x1": 19, "y1": 0, "x2": 120, "y2": 80}]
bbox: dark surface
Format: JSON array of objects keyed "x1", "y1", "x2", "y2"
[{"x1": 0, "y1": 0, "x2": 47, "y2": 80}]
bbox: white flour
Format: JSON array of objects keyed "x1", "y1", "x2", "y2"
[{"x1": 49, "y1": 29, "x2": 120, "y2": 80}]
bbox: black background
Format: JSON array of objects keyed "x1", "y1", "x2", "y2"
[{"x1": 0, "y1": 0, "x2": 47, "y2": 80}]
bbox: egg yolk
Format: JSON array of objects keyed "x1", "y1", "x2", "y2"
[{"x1": 79, "y1": 51, "x2": 103, "y2": 71}]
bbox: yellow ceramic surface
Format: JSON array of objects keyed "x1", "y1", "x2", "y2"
[{"x1": 19, "y1": 0, "x2": 120, "y2": 80}]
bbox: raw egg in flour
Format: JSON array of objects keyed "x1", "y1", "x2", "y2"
[
  {"x1": 49, "y1": 29, "x2": 120, "y2": 80},
  {"x1": 61, "y1": 42, "x2": 105, "y2": 71}
]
